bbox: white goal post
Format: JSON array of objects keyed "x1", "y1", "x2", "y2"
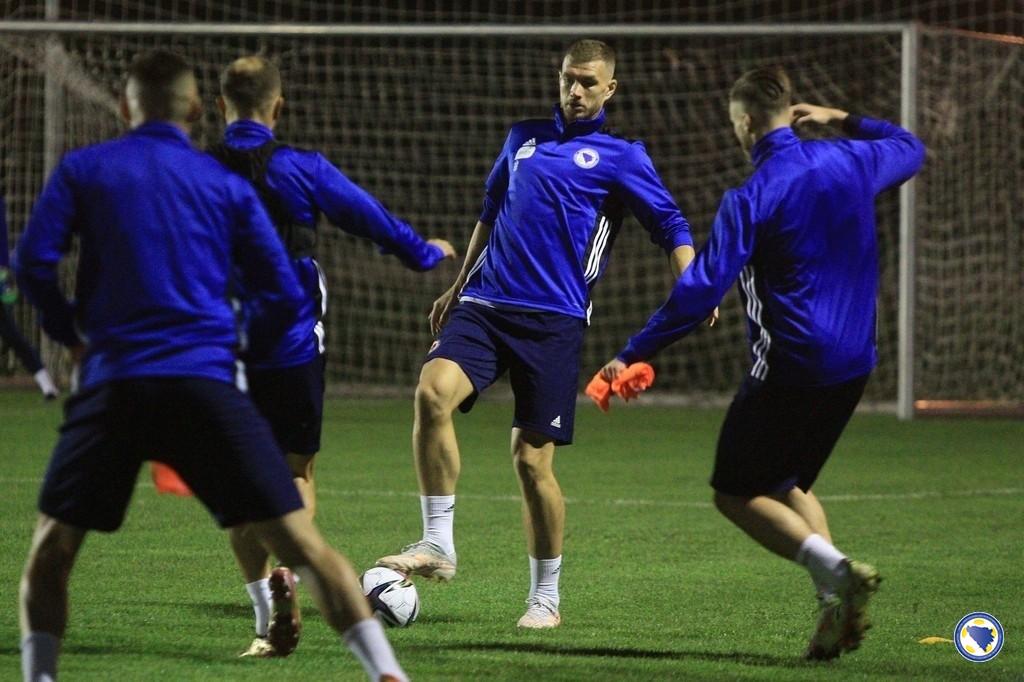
[{"x1": 1, "y1": 20, "x2": 1019, "y2": 419}]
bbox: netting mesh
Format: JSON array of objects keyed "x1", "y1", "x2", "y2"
[
  {"x1": 915, "y1": 30, "x2": 1023, "y2": 401},
  {"x1": 0, "y1": 25, "x2": 1020, "y2": 406},
  {"x1": 1, "y1": 1, "x2": 1021, "y2": 35}
]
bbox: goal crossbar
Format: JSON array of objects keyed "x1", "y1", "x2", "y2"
[{"x1": 0, "y1": 21, "x2": 916, "y2": 37}]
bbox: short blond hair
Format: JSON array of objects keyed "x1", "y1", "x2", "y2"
[
  {"x1": 220, "y1": 55, "x2": 282, "y2": 117},
  {"x1": 564, "y1": 39, "x2": 616, "y2": 72}
]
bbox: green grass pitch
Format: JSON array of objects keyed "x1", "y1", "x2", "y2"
[{"x1": 0, "y1": 390, "x2": 1021, "y2": 680}]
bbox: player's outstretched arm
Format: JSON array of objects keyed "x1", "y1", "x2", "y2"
[
  {"x1": 313, "y1": 155, "x2": 455, "y2": 271},
  {"x1": 428, "y1": 238, "x2": 457, "y2": 260},
  {"x1": 430, "y1": 220, "x2": 492, "y2": 336},
  {"x1": 614, "y1": 189, "x2": 757, "y2": 368}
]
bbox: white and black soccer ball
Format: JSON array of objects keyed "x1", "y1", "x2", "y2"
[{"x1": 360, "y1": 567, "x2": 420, "y2": 627}]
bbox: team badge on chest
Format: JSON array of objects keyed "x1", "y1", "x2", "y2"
[{"x1": 573, "y1": 147, "x2": 600, "y2": 169}]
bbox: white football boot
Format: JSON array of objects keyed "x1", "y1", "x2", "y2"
[
  {"x1": 376, "y1": 540, "x2": 457, "y2": 581},
  {"x1": 517, "y1": 596, "x2": 561, "y2": 629}
]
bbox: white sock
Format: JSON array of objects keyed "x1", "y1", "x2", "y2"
[
  {"x1": 342, "y1": 617, "x2": 407, "y2": 682},
  {"x1": 796, "y1": 534, "x2": 848, "y2": 593},
  {"x1": 528, "y1": 555, "x2": 562, "y2": 607},
  {"x1": 420, "y1": 495, "x2": 455, "y2": 555},
  {"x1": 33, "y1": 369, "x2": 57, "y2": 397},
  {"x1": 245, "y1": 578, "x2": 272, "y2": 637},
  {"x1": 21, "y1": 631, "x2": 59, "y2": 682}
]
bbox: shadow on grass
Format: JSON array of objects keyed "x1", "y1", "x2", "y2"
[
  {"x1": 131, "y1": 599, "x2": 332, "y2": 625},
  {"x1": 131, "y1": 599, "x2": 248, "y2": 620},
  {"x1": 421, "y1": 641, "x2": 974, "y2": 679},
  {"x1": 420, "y1": 641, "x2": 804, "y2": 669},
  {"x1": 60, "y1": 642, "x2": 231, "y2": 664}
]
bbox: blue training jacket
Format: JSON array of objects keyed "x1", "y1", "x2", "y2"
[
  {"x1": 14, "y1": 122, "x2": 304, "y2": 390},
  {"x1": 219, "y1": 120, "x2": 446, "y2": 369},
  {"x1": 460, "y1": 106, "x2": 693, "y2": 320},
  {"x1": 618, "y1": 115, "x2": 926, "y2": 386}
]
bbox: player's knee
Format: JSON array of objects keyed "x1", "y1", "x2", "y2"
[
  {"x1": 513, "y1": 450, "x2": 553, "y2": 485},
  {"x1": 415, "y1": 378, "x2": 456, "y2": 421}
]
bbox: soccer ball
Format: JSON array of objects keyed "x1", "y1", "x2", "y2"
[{"x1": 360, "y1": 567, "x2": 420, "y2": 627}]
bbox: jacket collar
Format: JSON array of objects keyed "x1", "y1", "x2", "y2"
[
  {"x1": 223, "y1": 119, "x2": 275, "y2": 147},
  {"x1": 129, "y1": 121, "x2": 192, "y2": 146},
  {"x1": 553, "y1": 105, "x2": 607, "y2": 140},
  {"x1": 751, "y1": 126, "x2": 799, "y2": 167}
]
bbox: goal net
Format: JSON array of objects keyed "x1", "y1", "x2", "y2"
[{"x1": 0, "y1": 24, "x2": 1020, "y2": 411}]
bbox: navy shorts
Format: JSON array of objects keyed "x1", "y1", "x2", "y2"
[
  {"x1": 38, "y1": 378, "x2": 304, "y2": 532},
  {"x1": 247, "y1": 354, "x2": 326, "y2": 456},
  {"x1": 427, "y1": 302, "x2": 585, "y2": 445},
  {"x1": 711, "y1": 373, "x2": 869, "y2": 497}
]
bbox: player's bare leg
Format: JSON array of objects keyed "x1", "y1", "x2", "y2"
[
  {"x1": 20, "y1": 515, "x2": 87, "y2": 682},
  {"x1": 233, "y1": 452, "x2": 317, "y2": 657},
  {"x1": 412, "y1": 359, "x2": 472, "y2": 495},
  {"x1": 776, "y1": 487, "x2": 841, "y2": 602},
  {"x1": 230, "y1": 522, "x2": 277, "y2": 657},
  {"x1": 230, "y1": 525, "x2": 272, "y2": 583},
  {"x1": 377, "y1": 358, "x2": 471, "y2": 580},
  {"x1": 287, "y1": 453, "x2": 317, "y2": 518},
  {"x1": 252, "y1": 510, "x2": 407, "y2": 680},
  {"x1": 512, "y1": 428, "x2": 563, "y2": 629},
  {"x1": 713, "y1": 491, "x2": 879, "y2": 660},
  {"x1": 780, "y1": 488, "x2": 831, "y2": 542},
  {"x1": 713, "y1": 491, "x2": 813, "y2": 559}
]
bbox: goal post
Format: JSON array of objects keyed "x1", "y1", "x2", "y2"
[
  {"x1": 898, "y1": 22, "x2": 919, "y2": 420},
  {"x1": 0, "y1": 20, "x2": 1019, "y2": 417}
]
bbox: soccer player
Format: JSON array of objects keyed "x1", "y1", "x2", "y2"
[
  {"x1": 600, "y1": 66, "x2": 925, "y2": 659},
  {"x1": 209, "y1": 55, "x2": 455, "y2": 657},
  {"x1": 376, "y1": 39, "x2": 696, "y2": 628},
  {"x1": 0, "y1": 191, "x2": 58, "y2": 400},
  {"x1": 16, "y1": 51, "x2": 408, "y2": 682}
]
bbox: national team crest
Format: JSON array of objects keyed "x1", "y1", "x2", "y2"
[
  {"x1": 954, "y1": 612, "x2": 1004, "y2": 662},
  {"x1": 573, "y1": 147, "x2": 600, "y2": 169}
]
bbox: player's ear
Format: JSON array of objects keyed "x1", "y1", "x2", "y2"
[
  {"x1": 271, "y1": 96, "x2": 284, "y2": 124},
  {"x1": 118, "y1": 95, "x2": 131, "y2": 125},
  {"x1": 185, "y1": 95, "x2": 202, "y2": 124},
  {"x1": 604, "y1": 78, "x2": 618, "y2": 102},
  {"x1": 216, "y1": 96, "x2": 227, "y2": 118}
]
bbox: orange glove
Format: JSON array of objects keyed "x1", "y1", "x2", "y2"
[
  {"x1": 611, "y1": 362, "x2": 656, "y2": 402},
  {"x1": 151, "y1": 461, "x2": 192, "y2": 496},
  {"x1": 586, "y1": 362, "x2": 656, "y2": 411},
  {"x1": 585, "y1": 372, "x2": 613, "y2": 412}
]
